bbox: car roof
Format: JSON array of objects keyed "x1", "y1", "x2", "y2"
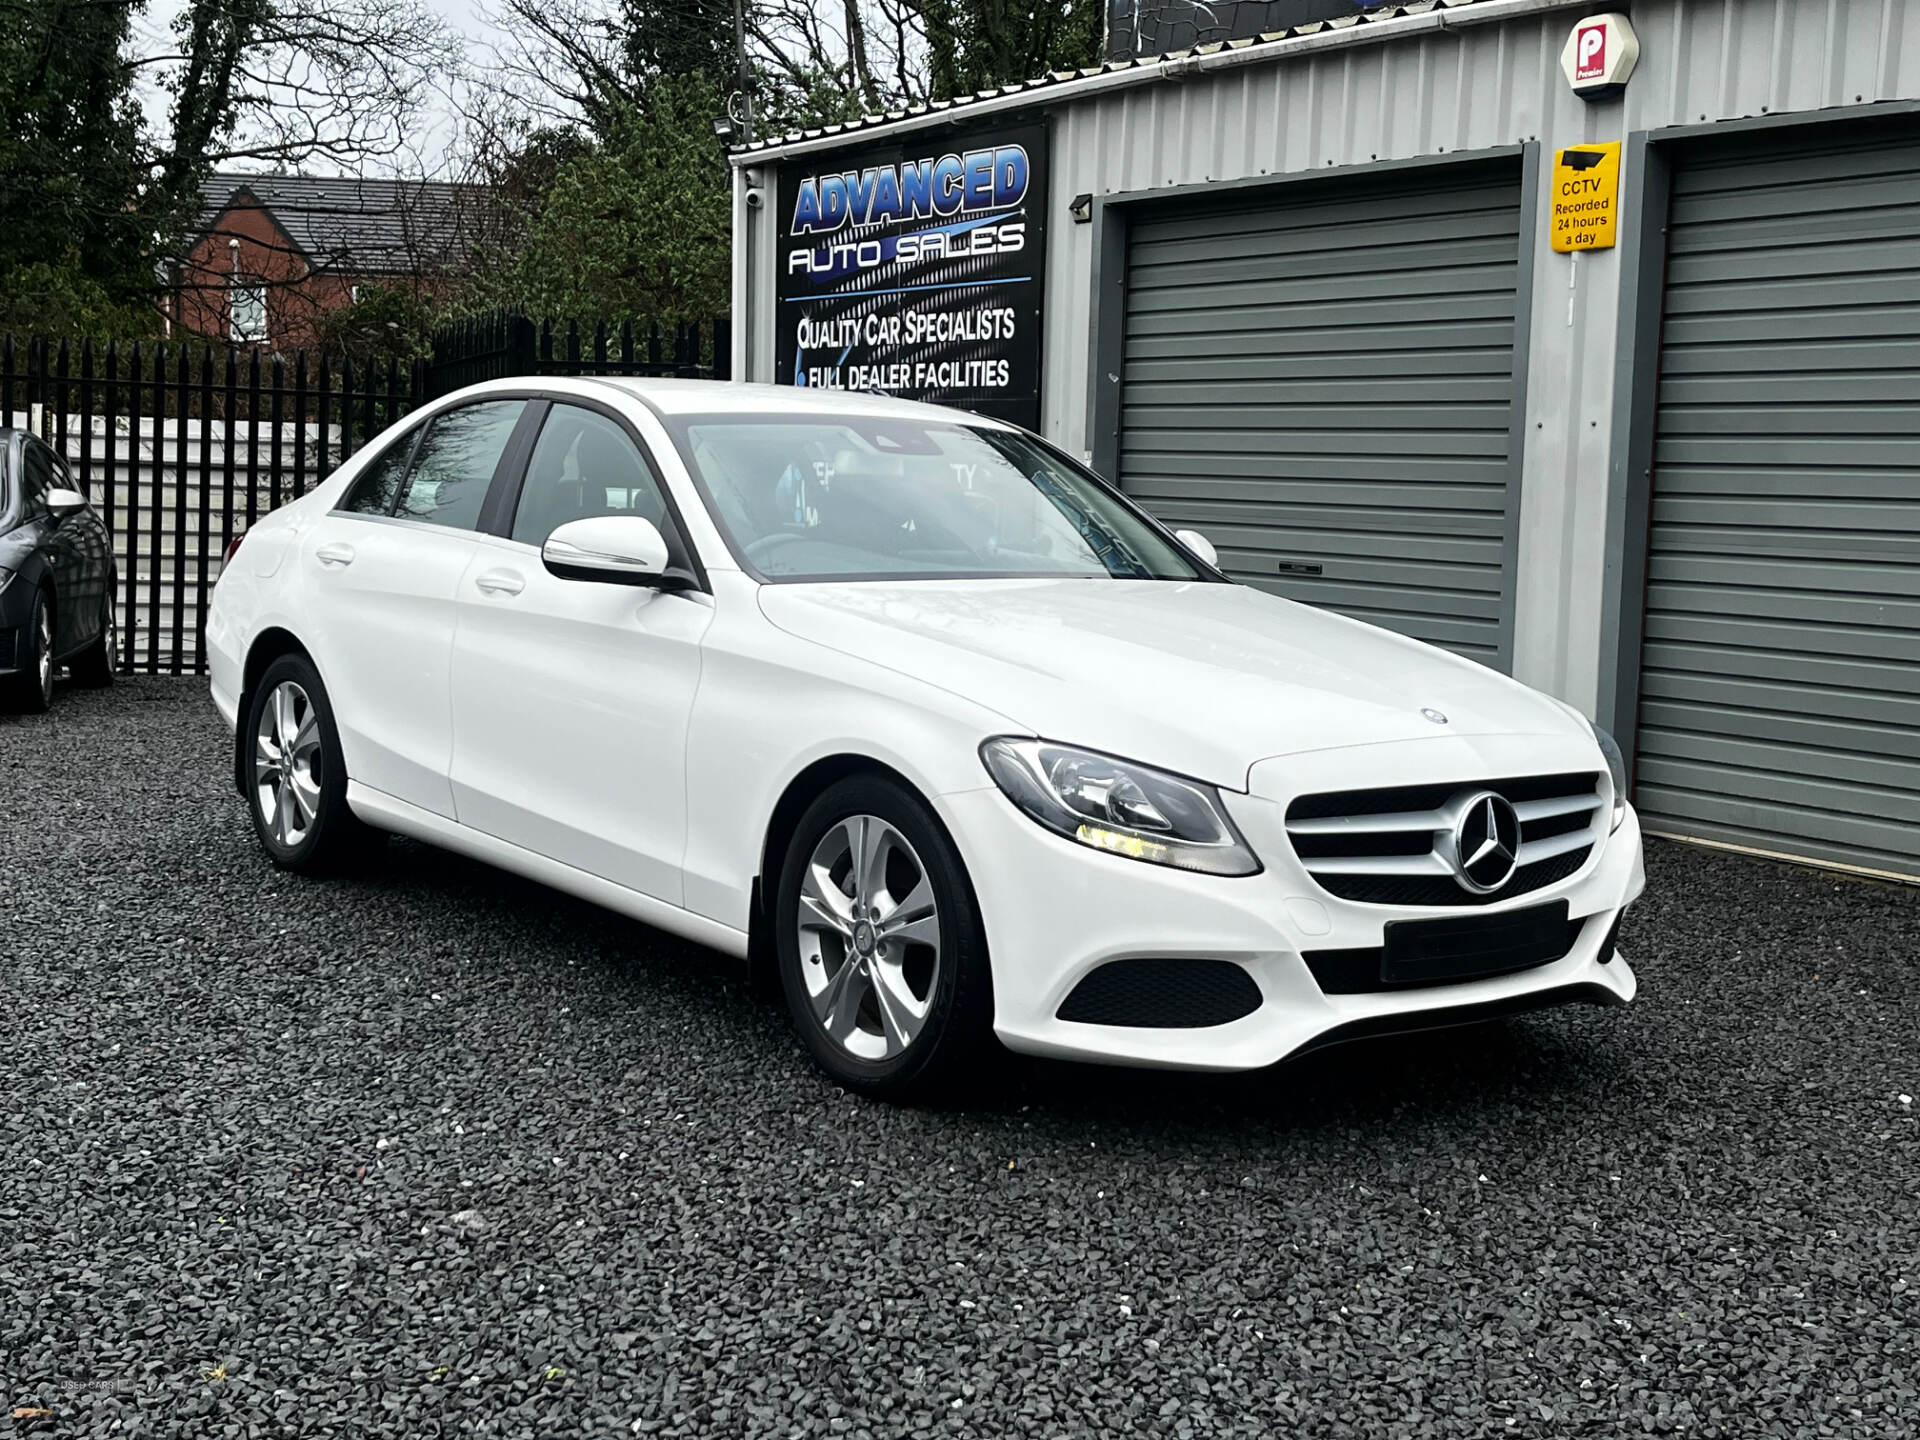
[{"x1": 578, "y1": 377, "x2": 1016, "y2": 429}]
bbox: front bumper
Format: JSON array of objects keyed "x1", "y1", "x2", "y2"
[{"x1": 941, "y1": 735, "x2": 1644, "y2": 1072}]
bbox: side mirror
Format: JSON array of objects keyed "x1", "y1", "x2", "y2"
[
  {"x1": 48, "y1": 486, "x2": 88, "y2": 517},
  {"x1": 542, "y1": 514, "x2": 676, "y2": 586},
  {"x1": 1174, "y1": 528, "x2": 1218, "y2": 570}
]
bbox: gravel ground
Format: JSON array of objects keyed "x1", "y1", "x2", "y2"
[{"x1": 2, "y1": 677, "x2": 1916, "y2": 1439}]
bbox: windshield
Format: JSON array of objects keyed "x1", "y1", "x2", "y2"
[{"x1": 667, "y1": 414, "x2": 1205, "y2": 583}]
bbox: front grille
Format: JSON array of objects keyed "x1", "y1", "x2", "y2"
[
  {"x1": 1302, "y1": 904, "x2": 1595, "y2": 995},
  {"x1": 1286, "y1": 772, "x2": 1603, "y2": 907},
  {"x1": 1056, "y1": 958, "x2": 1263, "y2": 1028}
]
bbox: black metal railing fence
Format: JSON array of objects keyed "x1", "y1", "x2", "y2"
[{"x1": 1, "y1": 312, "x2": 727, "y2": 676}]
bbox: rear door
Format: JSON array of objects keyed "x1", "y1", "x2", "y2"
[
  {"x1": 300, "y1": 398, "x2": 532, "y2": 817},
  {"x1": 447, "y1": 399, "x2": 711, "y2": 904}
]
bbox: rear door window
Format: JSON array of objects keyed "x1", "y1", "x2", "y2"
[{"x1": 395, "y1": 401, "x2": 526, "y2": 531}]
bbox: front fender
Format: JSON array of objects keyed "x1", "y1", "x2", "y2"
[{"x1": 680, "y1": 578, "x2": 1017, "y2": 935}]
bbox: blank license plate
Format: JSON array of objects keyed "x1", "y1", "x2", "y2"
[{"x1": 1380, "y1": 901, "x2": 1574, "y2": 987}]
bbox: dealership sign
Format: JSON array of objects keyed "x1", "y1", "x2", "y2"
[
  {"x1": 1561, "y1": 12, "x2": 1640, "y2": 100},
  {"x1": 775, "y1": 120, "x2": 1048, "y2": 430}
]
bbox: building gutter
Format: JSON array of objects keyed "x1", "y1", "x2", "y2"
[{"x1": 729, "y1": 0, "x2": 1587, "y2": 167}]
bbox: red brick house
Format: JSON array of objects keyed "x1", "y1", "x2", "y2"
[{"x1": 168, "y1": 174, "x2": 490, "y2": 350}]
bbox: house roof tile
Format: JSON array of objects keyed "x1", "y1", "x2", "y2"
[{"x1": 194, "y1": 173, "x2": 488, "y2": 277}]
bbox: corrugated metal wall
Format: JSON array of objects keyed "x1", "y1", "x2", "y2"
[
  {"x1": 737, "y1": 0, "x2": 1920, "y2": 712},
  {"x1": 1634, "y1": 118, "x2": 1920, "y2": 879},
  {"x1": 1115, "y1": 161, "x2": 1525, "y2": 666},
  {"x1": 1039, "y1": 0, "x2": 1920, "y2": 714}
]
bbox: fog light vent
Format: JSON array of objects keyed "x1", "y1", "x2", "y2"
[
  {"x1": 1595, "y1": 907, "x2": 1626, "y2": 965},
  {"x1": 1056, "y1": 958, "x2": 1262, "y2": 1028}
]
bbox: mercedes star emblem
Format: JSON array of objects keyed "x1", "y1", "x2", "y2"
[{"x1": 1447, "y1": 790, "x2": 1521, "y2": 894}]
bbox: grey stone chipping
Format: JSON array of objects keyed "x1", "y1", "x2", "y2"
[{"x1": 1, "y1": 678, "x2": 1915, "y2": 1437}]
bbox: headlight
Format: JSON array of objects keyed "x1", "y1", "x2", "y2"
[
  {"x1": 1591, "y1": 723, "x2": 1628, "y2": 832},
  {"x1": 980, "y1": 737, "x2": 1261, "y2": 876}
]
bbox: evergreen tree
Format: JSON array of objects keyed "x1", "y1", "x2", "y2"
[
  {"x1": 917, "y1": 0, "x2": 1103, "y2": 100},
  {"x1": 0, "y1": 0, "x2": 155, "y2": 332}
]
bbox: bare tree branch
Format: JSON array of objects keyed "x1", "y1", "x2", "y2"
[{"x1": 145, "y1": 0, "x2": 461, "y2": 224}]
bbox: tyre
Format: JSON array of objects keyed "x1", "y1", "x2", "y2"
[
  {"x1": 69, "y1": 590, "x2": 116, "y2": 688},
  {"x1": 775, "y1": 774, "x2": 994, "y2": 1099},
  {"x1": 2, "y1": 591, "x2": 54, "y2": 713},
  {"x1": 243, "y1": 653, "x2": 366, "y2": 872}
]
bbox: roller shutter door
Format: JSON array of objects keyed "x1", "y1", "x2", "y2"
[
  {"x1": 1117, "y1": 161, "x2": 1524, "y2": 668},
  {"x1": 1634, "y1": 120, "x2": 1920, "y2": 880}
]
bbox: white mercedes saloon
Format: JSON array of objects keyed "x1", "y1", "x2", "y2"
[{"x1": 207, "y1": 377, "x2": 1643, "y2": 1096}]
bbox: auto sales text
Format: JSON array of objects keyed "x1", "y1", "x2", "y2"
[{"x1": 786, "y1": 221, "x2": 1025, "y2": 278}]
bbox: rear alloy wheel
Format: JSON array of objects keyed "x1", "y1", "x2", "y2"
[
  {"x1": 776, "y1": 776, "x2": 993, "y2": 1098},
  {"x1": 244, "y1": 653, "x2": 366, "y2": 872},
  {"x1": 256, "y1": 680, "x2": 324, "y2": 850},
  {"x1": 3, "y1": 594, "x2": 54, "y2": 713}
]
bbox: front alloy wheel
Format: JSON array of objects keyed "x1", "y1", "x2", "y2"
[
  {"x1": 797, "y1": 814, "x2": 942, "y2": 1062},
  {"x1": 776, "y1": 776, "x2": 993, "y2": 1098},
  {"x1": 31, "y1": 602, "x2": 52, "y2": 709},
  {"x1": 3, "y1": 594, "x2": 54, "y2": 712}
]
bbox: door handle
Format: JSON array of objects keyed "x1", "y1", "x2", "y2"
[
  {"x1": 474, "y1": 569, "x2": 525, "y2": 597},
  {"x1": 315, "y1": 542, "x2": 356, "y2": 568}
]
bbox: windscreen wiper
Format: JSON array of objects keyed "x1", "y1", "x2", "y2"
[{"x1": 1028, "y1": 469, "x2": 1152, "y2": 578}]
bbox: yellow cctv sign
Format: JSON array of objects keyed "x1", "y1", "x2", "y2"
[{"x1": 1551, "y1": 142, "x2": 1621, "y2": 251}]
